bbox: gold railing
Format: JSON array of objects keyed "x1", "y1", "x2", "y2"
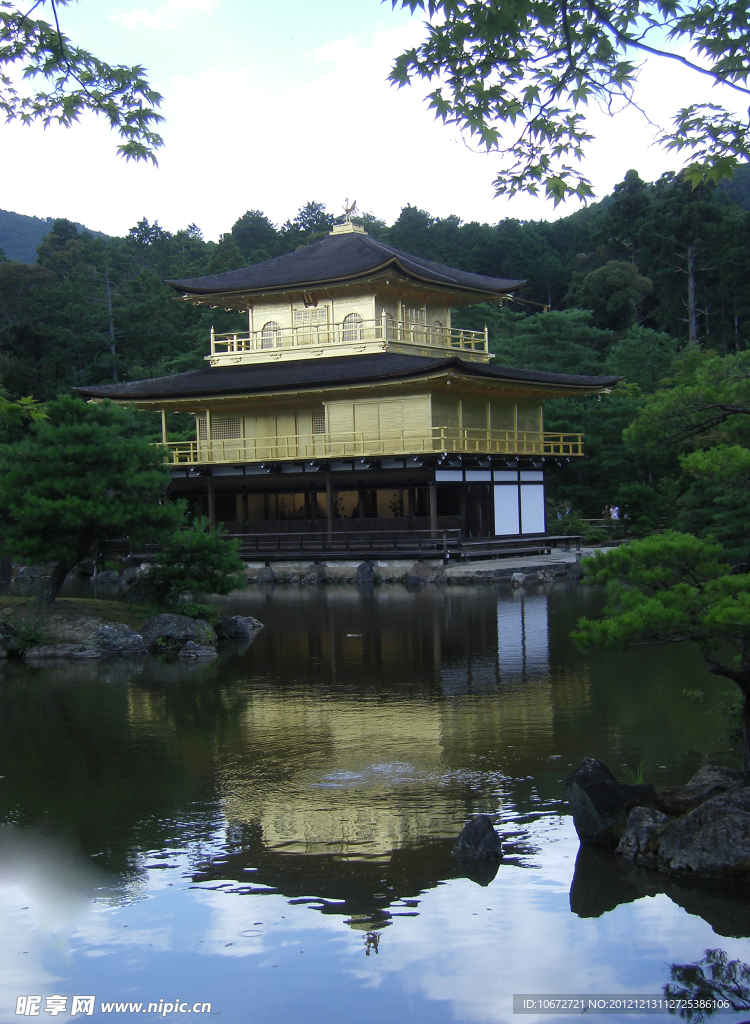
[
  {"x1": 160, "y1": 429, "x2": 583, "y2": 464},
  {"x1": 210, "y1": 317, "x2": 487, "y2": 356}
]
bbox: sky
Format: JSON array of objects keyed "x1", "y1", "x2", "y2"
[{"x1": 0, "y1": 0, "x2": 742, "y2": 240}]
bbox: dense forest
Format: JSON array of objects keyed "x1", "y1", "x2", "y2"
[{"x1": 2, "y1": 166, "x2": 750, "y2": 529}]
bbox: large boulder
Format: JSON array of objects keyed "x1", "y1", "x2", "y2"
[
  {"x1": 215, "y1": 615, "x2": 264, "y2": 640},
  {"x1": 567, "y1": 758, "x2": 658, "y2": 847},
  {"x1": 254, "y1": 566, "x2": 276, "y2": 584},
  {"x1": 615, "y1": 806, "x2": 670, "y2": 867},
  {"x1": 657, "y1": 788, "x2": 750, "y2": 880},
  {"x1": 510, "y1": 572, "x2": 527, "y2": 588},
  {"x1": 301, "y1": 564, "x2": 326, "y2": 585},
  {"x1": 657, "y1": 765, "x2": 743, "y2": 817},
  {"x1": 452, "y1": 814, "x2": 504, "y2": 860},
  {"x1": 80, "y1": 623, "x2": 147, "y2": 656},
  {"x1": 406, "y1": 562, "x2": 444, "y2": 586},
  {"x1": 120, "y1": 574, "x2": 168, "y2": 605},
  {"x1": 92, "y1": 570, "x2": 121, "y2": 584},
  {"x1": 15, "y1": 565, "x2": 47, "y2": 581},
  {"x1": 141, "y1": 613, "x2": 217, "y2": 651},
  {"x1": 354, "y1": 561, "x2": 375, "y2": 583},
  {"x1": 119, "y1": 567, "x2": 143, "y2": 586}
]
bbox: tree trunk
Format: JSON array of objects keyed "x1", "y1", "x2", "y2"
[
  {"x1": 687, "y1": 245, "x2": 698, "y2": 349},
  {"x1": 33, "y1": 560, "x2": 76, "y2": 606},
  {"x1": 743, "y1": 691, "x2": 750, "y2": 782},
  {"x1": 0, "y1": 555, "x2": 12, "y2": 594}
]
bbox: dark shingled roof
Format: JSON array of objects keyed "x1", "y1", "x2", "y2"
[
  {"x1": 166, "y1": 231, "x2": 525, "y2": 298},
  {"x1": 74, "y1": 353, "x2": 620, "y2": 402}
]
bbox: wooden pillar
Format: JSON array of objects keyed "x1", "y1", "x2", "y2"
[
  {"x1": 160, "y1": 408, "x2": 168, "y2": 445},
  {"x1": 408, "y1": 487, "x2": 416, "y2": 529},
  {"x1": 241, "y1": 492, "x2": 249, "y2": 526},
  {"x1": 325, "y1": 473, "x2": 333, "y2": 539},
  {"x1": 358, "y1": 488, "x2": 365, "y2": 531},
  {"x1": 207, "y1": 479, "x2": 216, "y2": 530},
  {"x1": 429, "y1": 481, "x2": 438, "y2": 538},
  {"x1": 310, "y1": 491, "x2": 317, "y2": 528},
  {"x1": 459, "y1": 485, "x2": 468, "y2": 538}
]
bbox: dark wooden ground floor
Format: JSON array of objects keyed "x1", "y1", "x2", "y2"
[{"x1": 167, "y1": 454, "x2": 551, "y2": 540}]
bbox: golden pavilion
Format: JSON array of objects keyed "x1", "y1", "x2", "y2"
[{"x1": 75, "y1": 221, "x2": 617, "y2": 543}]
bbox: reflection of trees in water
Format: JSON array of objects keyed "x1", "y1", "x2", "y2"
[
  {"x1": 665, "y1": 949, "x2": 750, "y2": 1022},
  {"x1": 364, "y1": 930, "x2": 380, "y2": 956}
]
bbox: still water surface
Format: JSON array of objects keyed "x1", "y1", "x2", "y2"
[{"x1": 0, "y1": 583, "x2": 748, "y2": 1023}]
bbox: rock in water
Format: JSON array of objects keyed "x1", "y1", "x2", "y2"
[
  {"x1": 178, "y1": 641, "x2": 218, "y2": 660},
  {"x1": 406, "y1": 562, "x2": 444, "y2": 586},
  {"x1": 616, "y1": 806, "x2": 670, "y2": 866},
  {"x1": 354, "y1": 561, "x2": 375, "y2": 583},
  {"x1": 657, "y1": 788, "x2": 750, "y2": 879},
  {"x1": 92, "y1": 570, "x2": 120, "y2": 584},
  {"x1": 215, "y1": 615, "x2": 264, "y2": 640},
  {"x1": 567, "y1": 758, "x2": 657, "y2": 847},
  {"x1": 536, "y1": 570, "x2": 556, "y2": 583},
  {"x1": 452, "y1": 814, "x2": 504, "y2": 860},
  {"x1": 80, "y1": 623, "x2": 147, "y2": 656},
  {"x1": 510, "y1": 573, "x2": 527, "y2": 588},
  {"x1": 255, "y1": 567, "x2": 276, "y2": 584},
  {"x1": 141, "y1": 613, "x2": 217, "y2": 651},
  {"x1": 15, "y1": 565, "x2": 47, "y2": 581},
  {"x1": 301, "y1": 564, "x2": 325, "y2": 585},
  {"x1": 657, "y1": 765, "x2": 742, "y2": 817}
]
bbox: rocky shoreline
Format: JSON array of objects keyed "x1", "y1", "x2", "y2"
[
  {"x1": 567, "y1": 758, "x2": 750, "y2": 882},
  {"x1": 9, "y1": 557, "x2": 583, "y2": 590},
  {"x1": 0, "y1": 612, "x2": 263, "y2": 661}
]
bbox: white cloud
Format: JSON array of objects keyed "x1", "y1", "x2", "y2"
[
  {"x1": 1, "y1": 19, "x2": 746, "y2": 240},
  {"x1": 111, "y1": 0, "x2": 217, "y2": 32}
]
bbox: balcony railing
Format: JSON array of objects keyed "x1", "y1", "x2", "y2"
[
  {"x1": 160, "y1": 428, "x2": 583, "y2": 465},
  {"x1": 210, "y1": 316, "x2": 488, "y2": 357}
]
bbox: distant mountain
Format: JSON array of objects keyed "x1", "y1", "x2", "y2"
[
  {"x1": 0, "y1": 208, "x2": 106, "y2": 263},
  {"x1": 719, "y1": 163, "x2": 750, "y2": 211}
]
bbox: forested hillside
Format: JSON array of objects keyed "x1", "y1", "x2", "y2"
[
  {"x1": 0, "y1": 208, "x2": 102, "y2": 264},
  {"x1": 2, "y1": 167, "x2": 750, "y2": 518}
]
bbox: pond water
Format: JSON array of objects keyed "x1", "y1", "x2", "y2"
[{"x1": 0, "y1": 582, "x2": 748, "y2": 1023}]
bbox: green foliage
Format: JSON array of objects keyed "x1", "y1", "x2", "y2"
[
  {"x1": 390, "y1": 0, "x2": 750, "y2": 202},
  {"x1": 620, "y1": 760, "x2": 647, "y2": 785},
  {"x1": 626, "y1": 351, "x2": 750, "y2": 453},
  {"x1": 0, "y1": 396, "x2": 183, "y2": 602},
  {"x1": 613, "y1": 482, "x2": 664, "y2": 536},
  {"x1": 149, "y1": 519, "x2": 246, "y2": 606},
  {"x1": 566, "y1": 261, "x2": 653, "y2": 330},
  {"x1": 0, "y1": 0, "x2": 164, "y2": 162},
  {"x1": 545, "y1": 497, "x2": 605, "y2": 543},
  {"x1": 604, "y1": 329, "x2": 680, "y2": 394},
  {"x1": 172, "y1": 600, "x2": 221, "y2": 625},
  {"x1": 572, "y1": 533, "x2": 750, "y2": 760}
]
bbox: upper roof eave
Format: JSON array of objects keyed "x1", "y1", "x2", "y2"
[
  {"x1": 72, "y1": 354, "x2": 621, "y2": 404},
  {"x1": 164, "y1": 232, "x2": 525, "y2": 302}
]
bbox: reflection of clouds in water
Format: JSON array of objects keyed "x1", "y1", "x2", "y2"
[
  {"x1": 0, "y1": 826, "x2": 131, "y2": 1019},
  {"x1": 341, "y1": 819, "x2": 749, "y2": 1024}
]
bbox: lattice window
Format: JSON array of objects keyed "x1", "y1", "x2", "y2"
[
  {"x1": 293, "y1": 307, "x2": 328, "y2": 326},
  {"x1": 342, "y1": 312, "x2": 364, "y2": 342},
  {"x1": 312, "y1": 410, "x2": 326, "y2": 434},
  {"x1": 261, "y1": 320, "x2": 281, "y2": 349},
  {"x1": 404, "y1": 307, "x2": 426, "y2": 324},
  {"x1": 197, "y1": 416, "x2": 241, "y2": 441}
]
